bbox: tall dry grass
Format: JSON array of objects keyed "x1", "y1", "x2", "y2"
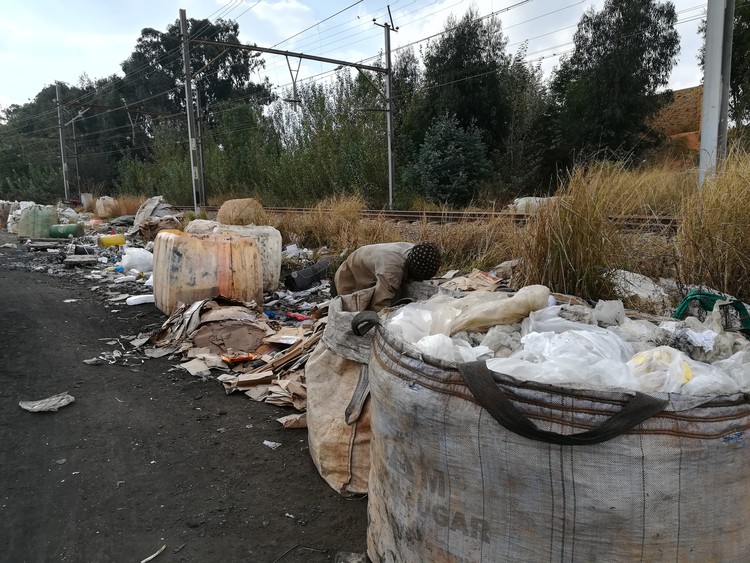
[
  {"x1": 96, "y1": 196, "x2": 146, "y2": 219},
  {"x1": 516, "y1": 167, "x2": 627, "y2": 300},
  {"x1": 564, "y1": 160, "x2": 693, "y2": 217},
  {"x1": 677, "y1": 151, "x2": 750, "y2": 301},
  {"x1": 420, "y1": 218, "x2": 521, "y2": 271},
  {"x1": 276, "y1": 194, "x2": 368, "y2": 250},
  {"x1": 250, "y1": 155, "x2": 750, "y2": 307},
  {"x1": 215, "y1": 198, "x2": 269, "y2": 226}
]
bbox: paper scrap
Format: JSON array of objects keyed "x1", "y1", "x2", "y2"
[
  {"x1": 19, "y1": 392, "x2": 75, "y2": 413},
  {"x1": 276, "y1": 413, "x2": 307, "y2": 429}
]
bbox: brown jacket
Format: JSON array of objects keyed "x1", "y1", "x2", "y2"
[{"x1": 333, "y1": 242, "x2": 414, "y2": 311}]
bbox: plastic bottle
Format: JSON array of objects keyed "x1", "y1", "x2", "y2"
[{"x1": 98, "y1": 233, "x2": 126, "y2": 247}]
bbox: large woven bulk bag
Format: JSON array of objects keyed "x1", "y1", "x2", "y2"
[
  {"x1": 305, "y1": 287, "x2": 375, "y2": 496},
  {"x1": 360, "y1": 314, "x2": 750, "y2": 562}
]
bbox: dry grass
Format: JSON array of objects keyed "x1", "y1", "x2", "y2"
[
  {"x1": 677, "y1": 151, "x2": 750, "y2": 301},
  {"x1": 516, "y1": 168, "x2": 626, "y2": 301},
  {"x1": 279, "y1": 194, "x2": 368, "y2": 250},
  {"x1": 424, "y1": 218, "x2": 521, "y2": 271},
  {"x1": 97, "y1": 196, "x2": 146, "y2": 219},
  {"x1": 216, "y1": 198, "x2": 269, "y2": 226},
  {"x1": 240, "y1": 155, "x2": 750, "y2": 305},
  {"x1": 564, "y1": 161, "x2": 692, "y2": 217}
]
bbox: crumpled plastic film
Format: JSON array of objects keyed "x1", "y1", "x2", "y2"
[{"x1": 450, "y1": 285, "x2": 550, "y2": 335}]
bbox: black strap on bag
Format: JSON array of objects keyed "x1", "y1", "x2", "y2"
[
  {"x1": 457, "y1": 361, "x2": 669, "y2": 446},
  {"x1": 351, "y1": 310, "x2": 380, "y2": 337}
]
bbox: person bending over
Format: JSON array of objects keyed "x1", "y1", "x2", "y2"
[{"x1": 333, "y1": 241, "x2": 442, "y2": 311}]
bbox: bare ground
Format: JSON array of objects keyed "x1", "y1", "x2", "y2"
[{"x1": 0, "y1": 231, "x2": 367, "y2": 563}]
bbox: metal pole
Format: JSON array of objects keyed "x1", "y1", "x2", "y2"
[
  {"x1": 72, "y1": 120, "x2": 81, "y2": 199},
  {"x1": 699, "y1": 0, "x2": 732, "y2": 189},
  {"x1": 180, "y1": 9, "x2": 202, "y2": 213},
  {"x1": 55, "y1": 82, "x2": 70, "y2": 202},
  {"x1": 195, "y1": 82, "x2": 207, "y2": 205},
  {"x1": 384, "y1": 23, "x2": 395, "y2": 210},
  {"x1": 718, "y1": 0, "x2": 735, "y2": 161}
]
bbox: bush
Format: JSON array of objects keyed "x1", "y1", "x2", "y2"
[{"x1": 405, "y1": 114, "x2": 491, "y2": 207}]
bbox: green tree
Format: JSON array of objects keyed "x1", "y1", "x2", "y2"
[
  {"x1": 419, "y1": 9, "x2": 511, "y2": 150},
  {"x1": 405, "y1": 114, "x2": 491, "y2": 206},
  {"x1": 549, "y1": 0, "x2": 679, "y2": 162},
  {"x1": 120, "y1": 18, "x2": 272, "y2": 118},
  {"x1": 267, "y1": 70, "x2": 388, "y2": 206},
  {"x1": 493, "y1": 45, "x2": 550, "y2": 197}
]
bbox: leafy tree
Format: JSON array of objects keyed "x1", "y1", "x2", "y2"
[
  {"x1": 120, "y1": 18, "x2": 271, "y2": 119},
  {"x1": 493, "y1": 45, "x2": 550, "y2": 197},
  {"x1": 549, "y1": 0, "x2": 679, "y2": 162},
  {"x1": 415, "y1": 9, "x2": 512, "y2": 150},
  {"x1": 405, "y1": 114, "x2": 491, "y2": 206},
  {"x1": 266, "y1": 70, "x2": 388, "y2": 206}
]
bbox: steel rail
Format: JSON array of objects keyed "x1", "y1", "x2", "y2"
[{"x1": 173, "y1": 205, "x2": 678, "y2": 231}]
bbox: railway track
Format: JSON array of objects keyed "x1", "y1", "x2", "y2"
[{"x1": 174, "y1": 206, "x2": 677, "y2": 231}]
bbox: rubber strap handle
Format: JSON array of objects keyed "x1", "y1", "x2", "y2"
[
  {"x1": 351, "y1": 311, "x2": 380, "y2": 337},
  {"x1": 457, "y1": 361, "x2": 668, "y2": 445}
]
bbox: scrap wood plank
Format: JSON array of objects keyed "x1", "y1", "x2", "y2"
[{"x1": 248, "y1": 332, "x2": 321, "y2": 374}]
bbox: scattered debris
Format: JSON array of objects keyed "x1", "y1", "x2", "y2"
[
  {"x1": 140, "y1": 544, "x2": 166, "y2": 563},
  {"x1": 263, "y1": 440, "x2": 282, "y2": 450},
  {"x1": 19, "y1": 392, "x2": 75, "y2": 412}
]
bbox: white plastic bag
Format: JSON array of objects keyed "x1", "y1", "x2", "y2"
[
  {"x1": 593, "y1": 299, "x2": 627, "y2": 326},
  {"x1": 450, "y1": 285, "x2": 550, "y2": 334},
  {"x1": 519, "y1": 329, "x2": 635, "y2": 364},
  {"x1": 487, "y1": 355, "x2": 637, "y2": 391},
  {"x1": 121, "y1": 247, "x2": 154, "y2": 273},
  {"x1": 627, "y1": 346, "x2": 739, "y2": 395},
  {"x1": 479, "y1": 324, "x2": 522, "y2": 357},
  {"x1": 415, "y1": 334, "x2": 493, "y2": 363},
  {"x1": 713, "y1": 351, "x2": 750, "y2": 390},
  {"x1": 385, "y1": 294, "x2": 460, "y2": 342},
  {"x1": 522, "y1": 305, "x2": 608, "y2": 336}
]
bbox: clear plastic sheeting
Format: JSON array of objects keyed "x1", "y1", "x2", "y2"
[
  {"x1": 415, "y1": 333, "x2": 493, "y2": 363},
  {"x1": 384, "y1": 286, "x2": 750, "y2": 396},
  {"x1": 628, "y1": 346, "x2": 740, "y2": 395}
]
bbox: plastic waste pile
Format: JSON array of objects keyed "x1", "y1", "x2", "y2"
[{"x1": 383, "y1": 286, "x2": 750, "y2": 396}]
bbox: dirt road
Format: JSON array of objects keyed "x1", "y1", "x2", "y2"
[{"x1": 0, "y1": 233, "x2": 366, "y2": 562}]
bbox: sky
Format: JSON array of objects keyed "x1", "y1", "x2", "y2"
[{"x1": 0, "y1": 0, "x2": 706, "y2": 110}]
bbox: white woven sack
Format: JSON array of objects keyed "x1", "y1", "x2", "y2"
[{"x1": 366, "y1": 322, "x2": 750, "y2": 562}]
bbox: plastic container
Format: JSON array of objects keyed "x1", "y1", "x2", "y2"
[
  {"x1": 126, "y1": 294, "x2": 155, "y2": 306},
  {"x1": 214, "y1": 225, "x2": 282, "y2": 291},
  {"x1": 98, "y1": 233, "x2": 126, "y2": 247},
  {"x1": 17, "y1": 205, "x2": 57, "y2": 239},
  {"x1": 49, "y1": 223, "x2": 84, "y2": 238},
  {"x1": 152, "y1": 230, "x2": 264, "y2": 315},
  {"x1": 285, "y1": 258, "x2": 331, "y2": 291},
  {"x1": 74, "y1": 245, "x2": 97, "y2": 255}
]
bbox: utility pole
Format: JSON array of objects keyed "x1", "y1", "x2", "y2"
[
  {"x1": 374, "y1": 7, "x2": 397, "y2": 209},
  {"x1": 188, "y1": 38, "x2": 391, "y2": 204},
  {"x1": 195, "y1": 82, "x2": 207, "y2": 205},
  {"x1": 66, "y1": 108, "x2": 89, "y2": 201},
  {"x1": 55, "y1": 82, "x2": 71, "y2": 202},
  {"x1": 180, "y1": 9, "x2": 202, "y2": 213},
  {"x1": 699, "y1": 0, "x2": 735, "y2": 189}
]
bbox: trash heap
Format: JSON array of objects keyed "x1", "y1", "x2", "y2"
[
  {"x1": 384, "y1": 285, "x2": 750, "y2": 396},
  {"x1": 2, "y1": 196, "x2": 337, "y2": 429}
]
